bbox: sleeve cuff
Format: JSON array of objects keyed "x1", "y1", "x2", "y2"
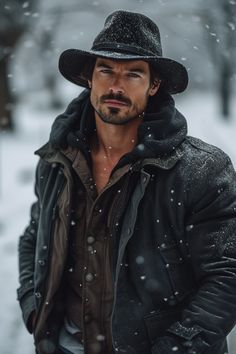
[
  {"x1": 19, "y1": 291, "x2": 36, "y2": 333},
  {"x1": 167, "y1": 322, "x2": 210, "y2": 353},
  {"x1": 167, "y1": 321, "x2": 203, "y2": 340}
]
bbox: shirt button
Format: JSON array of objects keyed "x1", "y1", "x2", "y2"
[
  {"x1": 84, "y1": 315, "x2": 91, "y2": 323},
  {"x1": 85, "y1": 273, "x2": 94, "y2": 282},
  {"x1": 87, "y1": 236, "x2": 95, "y2": 244},
  {"x1": 38, "y1": 260, "x2": 45, "y2": 266},
  {"x1": 35, "y1": 292, "x2": 42, "y2": 298}
]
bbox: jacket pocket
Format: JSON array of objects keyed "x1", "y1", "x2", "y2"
[
  {"x1": 159, "y1": 243, "x2": 196, "y2": 301},
  {"x1": 144, "y1": 308, "x2": 182, "y2": 344}
]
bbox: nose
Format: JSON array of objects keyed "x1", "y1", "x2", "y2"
[
  {"x1": 109, "y1": 88, "x2": 124, "y2": 96},
  {"x1": 108, "y1": 76, "x2": 125, "y2": 95}
]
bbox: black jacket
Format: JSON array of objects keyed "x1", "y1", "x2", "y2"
[{"x1": 17, "y1": 89, "x2": 236, "y2": 354}]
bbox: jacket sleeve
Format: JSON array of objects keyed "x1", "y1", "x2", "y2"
[
  {"x1": 164, "y1": 149, "x2": 236, "y2": 353},
  {"x1": 17, "y1": 163, "x2": 41, "y2": 333}
]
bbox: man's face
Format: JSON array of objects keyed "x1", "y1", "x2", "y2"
[{"x1": 88, "y1": 58, "x2": 160, "y2": 125}]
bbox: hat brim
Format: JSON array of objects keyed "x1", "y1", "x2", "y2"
[{"x1": 59, "y1": 49, "x2": 188, "y2": 94}]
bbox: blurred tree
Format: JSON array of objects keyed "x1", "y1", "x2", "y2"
[
  {"x1": 202, "y1": 0, "x2": 236, "y2": 118},
  {"x1": 38, "y1": 14, "x2": 64, "y2": 110},
  {"x1": 0, "y1": 0, "x2": 36, "y2": 131}
]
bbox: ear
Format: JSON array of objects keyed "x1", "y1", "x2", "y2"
[
  {"x1": 88, "y1": 80, "x2": 92, "y2": 88},
  {"x1": 149, "y1": 80, "x2": 161, "y2": 96}
]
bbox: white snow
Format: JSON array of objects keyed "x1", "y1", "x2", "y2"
[{"x1": 0, "y1": 90, "x2": 236, "y2": 354}]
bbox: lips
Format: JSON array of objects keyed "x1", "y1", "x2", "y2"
[
  {"x1": 104, "y1": 99, "x2": 129, "y2": 107},
  {"x1": 101, "y1": 94, "x2": 131, "y2": 107}
]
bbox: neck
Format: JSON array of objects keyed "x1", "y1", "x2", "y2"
[{"x1": 91, "y1": 112, "x2": 142, "y2": 163}]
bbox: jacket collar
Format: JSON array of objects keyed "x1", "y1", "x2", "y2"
[
  {"x1": 36, "y1": 89, "x2": 187, "y2": 170},
  {"x1": 130, "y1": 146, "x2": 185, "y2": 171}
]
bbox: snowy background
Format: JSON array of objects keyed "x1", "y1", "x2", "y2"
[{"x1": 0, "y1": 0, "x2": 236, "y2": 353}]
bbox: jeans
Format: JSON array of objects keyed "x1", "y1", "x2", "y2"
[
  {"x1": 59, "y1": 345, "x2": 74, "y2": 354},
  {"x1": 59, "y1": 344, "x2": 84, "y2": 354},
  {"x1": 59, "y1": 323, "x2": 84, "y2": 354}
]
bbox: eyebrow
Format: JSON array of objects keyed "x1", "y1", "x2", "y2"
[
  {"x1": 96, "y1": 62, "x2": 146, "y2": 74},
  {"x1": 96, "y1": 62, "x2": 113, "y2": 69},
  {"x1": 127, "y1": 67, "x2": 145, "y2": 74}
]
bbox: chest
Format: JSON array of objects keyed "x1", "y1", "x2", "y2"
[
  {"x1": 92, "y1": 156, "x2": 119, "y2": 193},
  {"x1": 92, "y1": 164, "x2": 113, "y2": 193}
]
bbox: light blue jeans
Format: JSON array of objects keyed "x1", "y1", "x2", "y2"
[
  {"x1": 59, "y1": 321, "x2": 84, "y2": 354},
  {"x1": 59, "y1": 344, "x2": 84, "y2": 354},
  {"x1": 59, "y1": 345, "x2": 74, "y2": 354}
]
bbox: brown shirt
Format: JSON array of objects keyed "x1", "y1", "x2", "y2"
[{"x1": 63, "y1": 147, "x2": 132, "y2": 354}]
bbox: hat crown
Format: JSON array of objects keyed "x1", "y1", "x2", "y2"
[{"x1": 92, "y1": 10, "x2": 163, "y2": 57}]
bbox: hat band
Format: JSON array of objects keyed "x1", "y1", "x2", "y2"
[{"x1": 92, "y1": 42, "x2": 162, "y2": 57}]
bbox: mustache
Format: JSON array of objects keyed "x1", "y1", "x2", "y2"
[{"x1": 100, "y1": 93, "x2": 132, "y2": 106}]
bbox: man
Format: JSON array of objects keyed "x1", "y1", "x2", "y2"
[{"x1": 17, "y1": 10, "x2": 236, "y2": 354}]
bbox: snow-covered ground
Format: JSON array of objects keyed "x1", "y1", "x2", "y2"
[{"x1": 0, "y1": 90, "x2": 236, "y2": 354}]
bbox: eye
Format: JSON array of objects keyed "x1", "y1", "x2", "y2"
[
  {"x1": 127, "y1": 72, "x2": 141, "y2": 78},
  {"x1": 100, "y1": 69, "x2": 112, "y2": 74}
]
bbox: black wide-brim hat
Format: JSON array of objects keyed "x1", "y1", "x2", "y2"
[{"x1": 59, "y1": 10, "x2": 188, "y2": 94}]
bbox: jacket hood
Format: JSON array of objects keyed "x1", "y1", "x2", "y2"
[{"x1": 47, "y1": 89, "x2": 187, "y2": 167}]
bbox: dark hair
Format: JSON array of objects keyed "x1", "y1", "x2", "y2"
[
  {"x1": 81, "y1": 57, "x2": 96, "y2": 82},
  {"x1": 149, "y1": 63, "x2": 161, "y2": 86}
]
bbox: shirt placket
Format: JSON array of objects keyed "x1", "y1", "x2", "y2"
[{"x1": 72, "y1": 150, "x2": 131, "y2": 354}]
